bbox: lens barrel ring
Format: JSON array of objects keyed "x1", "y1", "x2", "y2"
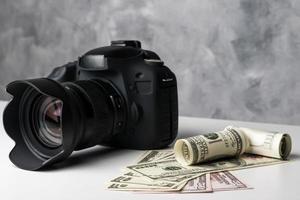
[
  {"x1": 63, "y1": 78, "x2": 126, "y2": 149},
  {"x1": 89, "y1": 79, "x2": 126, "y2": 136}
]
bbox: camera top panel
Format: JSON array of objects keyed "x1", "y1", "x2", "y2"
[
  {"x1": 84, "y1": 40, "x2": 145, "y2": 59},
  {"x1": 84, "y1": 46, "x2": 142, "y2": 59},
  {"x1": 79, "y1": 40, "x2": 161, "y2": 70}
]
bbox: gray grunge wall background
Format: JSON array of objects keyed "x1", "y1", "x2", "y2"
[{"x1": 0, "y1": 0, "x2": 300, "y2": 125}]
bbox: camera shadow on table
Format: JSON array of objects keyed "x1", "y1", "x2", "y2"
[{"x1": 40, "y1": 146, "x2": 124, "y2": 171}]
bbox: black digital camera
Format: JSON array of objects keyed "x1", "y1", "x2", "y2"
[{"x1": 3, "y1": 40, "x2": 178, "y2": 170}]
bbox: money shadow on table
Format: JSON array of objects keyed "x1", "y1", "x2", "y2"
[{"x1": 288, "y1": 153, "x2": 300, "y2": 160}]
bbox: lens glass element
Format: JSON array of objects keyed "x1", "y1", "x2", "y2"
[{"x1": 35, "y1": 96, "x2": 63, "y2": 148}]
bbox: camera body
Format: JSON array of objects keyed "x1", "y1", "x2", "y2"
[
  {"x1": 3, "y1": 40, "x2": 178, "y2": 170},
  {"x1": 48, "y1": 40, "x2": 178, "y2": 150}
]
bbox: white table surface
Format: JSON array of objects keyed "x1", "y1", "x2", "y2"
[{"x1": 0, "y1": 100, "x2": 299, "y2": 200}]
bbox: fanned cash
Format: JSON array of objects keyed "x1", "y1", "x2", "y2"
[
  {"x1": 108, "y1": 170, "x2": 197, "y2": 192},
  {"x1": 127, "y1": 153, "x2": 285, "y2": 179},
  {"x1": 108, "y1": 150, "x2": 199, "y2": 192},
  {"x1": 108, "y1": 126, "x2": 291, "y2": 193},
  {"x1": 108, "y1": 148, "x2": 287, "y2": 193}
]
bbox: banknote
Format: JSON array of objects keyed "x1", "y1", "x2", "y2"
[
  {"x1": 174, "y1": 126, "x2": 292, "y2": 166},
  {"x1": 108, "y1": 148, "x2": 280, "y2": 192},
  {"x1": 109, "y1": 168, "x2": 188, "y2": 191},
  {"x1": 109, "y1": 150, "x2": 200, "y2": 191},
  {"x1": 237, "y1": 127, "x2": 292, "y2": 159},
  {"x1": 107, "y1": 182, "x2": 182, "y2": 191},
  {"x1": 110, "y1": 174, "x2": 177, "y2": 188},
  {"x1": 108, "y1": 149, "x2": 197, "y2": 192},
  {"x1": 136, "y1": 149, "x2": 174, "y2": 164},
  {"x1": 108, "y1": 172, "x2": 198, "y2": 191},
  {"x1": 136, "y1": 174, "x2": 211, "y2": 193},
  {"x1": 157, "y1": 153, "x2": 175, "y2": 161},
  {"x1": 127, "y1": 154, "x2": 286, "y2": 179},
  {"x1": 182, "y1": 171, "x2": 250, "y2": 193},
  {"x1": 135, "y1": 149, "x2": 189, "y2": 184},
  {"x1": 211, "y1": 171, "x2": 251, "y2": 191},
  {"x1": 114, "y1": 170, "x2": 200, "y2": 185},
  {"x1": 174, "y1": 126, "x2": 249, "y2": 165},
  {"x1": 123, "y1": 150, "x2": 202, "y2": 185},
  {"x1": 181, "y1": 174, "x2": 212, "y2": 193},
  {"x1": 117, "y1": 171, "x2": 249, "y2": 193},
  {"x1": 108, "y1": 175, "x2": 183, "y2": 191},
  {"x1": 109, "y1": 125, "x2": 292, "y2": 193}
]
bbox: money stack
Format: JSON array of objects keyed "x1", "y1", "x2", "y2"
[{"x1": 107, "y1": 126, "x2": 291, "y2": 193}]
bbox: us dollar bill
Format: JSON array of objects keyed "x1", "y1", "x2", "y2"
[
  {"x1": 127, "y1": 154, "x2": 286, "y2": 179},
  {"x1": 174, "y1": 126, "x2": 249, "y2": 165},
  {"x1": 211, "y1": 171, "x2": 251, "y2": 191},
  {"x1": 136, "y1": 149, "x2": 174, "y2": 164},
  {"x1": 182, "y1": 171, "x2": 250, "y2": 193},
  {"x1": 139, "y1": 150, "x2": 201, "y2": 184},
  {"x1": 132, "y1": 150, "x2": 199, "y2": 184},
  {"x1": 236, "y1": 127, "x2": 292, "y2": 159},
  {"x1": 108, "y1": 174, "x2": 180, "y2": 191},
  {"x1": 108, "y1": 150, "x2": 200, "y2": 191},
  {"x1": 113, "y1": 170, "x2": 200, "y2": 186},
  {"x1": 181, "y1": 174, "x2": 212, "y2": 193},
  {"x1": 130, "y1": 150, "x2": 251, "y2": 192},
  {"x1": 123, "y1": 170, "x2": 198, "y2": 183},
  {"x1": 136, "y1": 174, "x2": 212, "y2": 193},
  {"x1": 107, "y1": 182, "x2": 182, "y2": 191},
  {"x1": 108, "y1": 170, "x2": 199, "y2": 191},
  {"x1": 113, "y1": 169, "x2": 248, "y2": 193},
  {"x1": 108, "y1": 146, "x2": 280, "y2": 192}
]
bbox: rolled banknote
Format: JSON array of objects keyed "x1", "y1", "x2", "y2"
[
  {"x1": 174, "y1": 126, "x2": 249, "y2": 165},
  {"x1": 234, "y1": 126, "x2": 292, "y2": 160}
]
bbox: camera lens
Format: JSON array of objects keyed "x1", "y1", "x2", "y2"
[
  {"x1": 34, "y1": 96, "x2": 63, "y2": 148},
  {"x1": 3, "y1": 78, "x2": 125, "y2": 170}
]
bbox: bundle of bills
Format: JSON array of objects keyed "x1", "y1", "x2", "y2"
[
  {"x1": 107, "y1": 149, "x2": 286, "y2": 192},
  {"x1": 174, "y1": 126, "x2": 292, "y2": 166}
]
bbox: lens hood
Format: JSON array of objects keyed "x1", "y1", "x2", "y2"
[{"x1": 3, "y1": 78, "x2": 79, "y2": 170}]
